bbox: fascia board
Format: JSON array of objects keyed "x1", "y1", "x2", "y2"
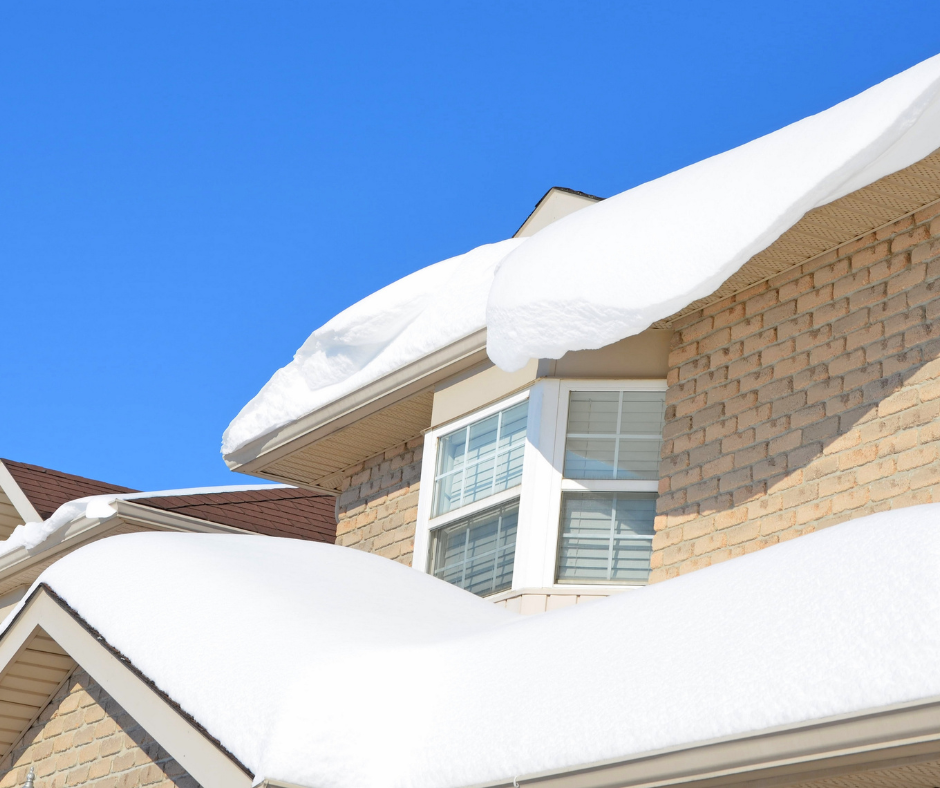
[
  {"x1": 2, "y1": 587, "x2": 252, "y2": 788},
  {"x1": 111, "y1": 500, "x2": 252, "y2": 535},
  {"x1": 0, "y1": 461, "x2": 42, "y2": 524},
  {"x1": 464, "y1": 698, "x2": 940, "y2": 788},
  {"x1": 224, "y1": 328, "x2": 489, "y2": 474}
]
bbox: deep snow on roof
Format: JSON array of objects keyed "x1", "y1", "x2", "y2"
[
  {"x1": 224, "y1": 53, "x2": 940, "y2": 457},
  {"x1": 11, "y1": 504, "x2": 940, "y2": 788}
]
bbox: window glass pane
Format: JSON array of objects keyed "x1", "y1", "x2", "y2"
[
  {"x1": 557, "y1": 492, "x2": 656, "y2": 584},
  {"x1": 563, "y1": 390, "x2": 665, "y2": 479},
  {"x1": 615, "y1": 439, "x2": 663, "y2": 480},
  {"x1": 466, "y1": 414, "x2": 499, "y2": 464},
  {"x1": 429, "y1": 502, "x2": 518, "y2": 596},
  {"x1": 436, "y1": 427, "x2": 467, "y2": 475},
  {"x1": 564, "y1": 438, "x2": 616, "y2": 479},
  {"x1": 432, "y1": 401, "x2": 528, "y2": 516},
  {"x1": 566, "y1": 391, "x2": 619, "y2": 434}
]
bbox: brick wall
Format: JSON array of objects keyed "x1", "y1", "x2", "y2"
[
  {"x1": 0, "y1": 667, "x2": 198, "y2": 788},
  {"x1": 652, "y1": 202, "x2": 940, "y2": 581},
  {"x1": 334, "y1": 439, "x2": 423, "y2": 567}
]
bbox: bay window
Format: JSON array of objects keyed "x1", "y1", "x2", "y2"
[{"x1": 416, "y1": 380, "x2": 666, "y2": 599}]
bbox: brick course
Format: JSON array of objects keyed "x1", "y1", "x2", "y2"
[
  {"x1": 652, "y1": 202, "x2": 940, "y2": 581},
  {"x1": 0, "y1": 668, "x2": 199, "y2": 788},
  {"x1": 334, "y1": 439, "x2": 423, "y2": 567}
]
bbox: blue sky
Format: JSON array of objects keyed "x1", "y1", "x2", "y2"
[{"x1": 3, "y1": 1, "x2": 940, "y2": 490}]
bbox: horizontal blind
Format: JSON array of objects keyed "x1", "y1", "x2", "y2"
[{"x1": 563, "y1": 391, "x2": 665, "y2": 480}]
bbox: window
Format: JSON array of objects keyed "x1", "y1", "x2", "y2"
[
  {"x1": 423, "y1": 398, "x2": 529, "y2": 596},
  {"x1": 432, "y1": 401, "x2": 527, "y2": 517},
  {"x1": 429, "y1": 501, "x2": 518, "y2": 595},
  {"x1": 556, "y1": 390, "x2": 665, "y2": 584}
]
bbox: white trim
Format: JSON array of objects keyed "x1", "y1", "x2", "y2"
[
  {"x1": 427, "y1": 488, "x2": 522, "y2": 530},
  {"x1": 1, "y1": 589, "x2": 251, "y2": 788},
  {"x1": 415, "y1": 389, "x2": 531, "y2": 575},
  {"x1": 0, "y1": 461, "x2": 42, "y2": 524},
  {"x1": 537, "y1": 379, "x2": 667, "y2": 591}
]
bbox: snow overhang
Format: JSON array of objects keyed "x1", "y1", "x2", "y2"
[
  {"x1": 223, "y1": 327, "x2": 490, "y2": 489},
  {"x1": 224, "y1": 149, "x2": 940, "y2": 491}
]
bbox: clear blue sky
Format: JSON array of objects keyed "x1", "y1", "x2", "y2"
[{"x1": 3, "y1": 1, "x2": 940, "y2": 490}]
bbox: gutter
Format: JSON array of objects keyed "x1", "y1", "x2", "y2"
[
  {"x1": 467, "y1": 697, "x2": 940, "y2": 788},
  {"x1": 224, "y1": 327, "x2": 490, "y2": 473},
  {"x1": 253, "y1": 697, "x2": 940, "y2": 788}
]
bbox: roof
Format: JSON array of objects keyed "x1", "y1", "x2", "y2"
[
  {"x1": 5, "y1": 504, "x2": 938, "y2": 788},
  {"x1": 1, "y1": 458, "x2": 137, "y2": 520},
  {"x1": 130, "y1": 487, "x2": 335, "y2": 542}
]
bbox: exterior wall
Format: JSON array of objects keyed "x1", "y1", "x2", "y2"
[
  {"x1": 652, "y1": 203, "x2": 940, "y2": 581},
  {"x1": 490, "y1": 587, "x2": 630, "y2": 614},
  {"x1": 0, "y1": 667, "x2": 199, "y2": 788},
  {"x1": 335, "y1": 439, "x2": 423, "y2": 567}
]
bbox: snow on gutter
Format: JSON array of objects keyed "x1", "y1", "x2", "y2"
[
  {"x1": 0, "y1": 484, "x2": 288, "y2": 560},
  {"x1": 223, "y1": 53, "x2": 940, "y2": 457}
]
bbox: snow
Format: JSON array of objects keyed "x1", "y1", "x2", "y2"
[
  {"x1": 486, "y1": 54, "x2": 940, "y2": 370},
  {"x1": 14, "y1": 504, "x2": 940, "y2": 788},
  {"x1": 223, "y1": 54, "x2": 940, "y2": 454},
  {"x1": 222, "y1": 239, "x2": 523, "y2": 456},
  {"x1": 0, "y1": 484, "x2": 287, "y2": 559}
]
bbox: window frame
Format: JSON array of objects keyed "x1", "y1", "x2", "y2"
[
  {"x1": 533, "y1": 379, "x2": 666, "y2": 591},
  {"x1": 415, "y1": 389, "x2": 532, "y2": 584}
]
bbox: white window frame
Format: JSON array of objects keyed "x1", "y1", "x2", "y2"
[
  {"x1": 518, "y1": 378, "x2": 666, "y2": 591},
  {"x1": 415, "y1": 389, "x2": 532, "y2": 579},
  {"x1": 415, "y1": 379, "x2": 667, "y2": 595}
]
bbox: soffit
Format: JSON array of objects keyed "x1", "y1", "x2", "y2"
[
  {"x1": 655, "y1": 148, "x2": 940, "y2": 326},
  {"x1": 256, "y1": 390, "x2": 434, "y2": 491},
  {"x1": 0, "y1": 492, "x2": 23, "y2": 540},
  {"x1": 0, "y1": 627, "x2": 76, "y2": 757}
]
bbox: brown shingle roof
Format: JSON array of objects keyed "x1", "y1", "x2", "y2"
[
  {"x1": 1, "y1": 459, "x2": 137, "y2": 520},
  {"x1": 130, "y1": 488, "x2": 336, "y2": 543}
]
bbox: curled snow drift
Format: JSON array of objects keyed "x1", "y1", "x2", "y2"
[
  {"x1": 222, "y1": 239, "x2": 523, "y2": 456},
  {"x1": 224, "y1": 54, "x2": 940, "y2": 453},
  {"x1": 14, "y1": 504, "x2": 940, "y2": 788},
  {"x1": 486, "y1": 54, "x2": 940, "y2": 370}
]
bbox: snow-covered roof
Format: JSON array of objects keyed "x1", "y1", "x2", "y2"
[
  {"x1": 7, "y1": 504, "x2": 940, "y2": 788},
  {"x1": 0, "y1": 484, "x2": 287, "y2": 558},
  {"x1": 223, "y1": 54, "x2": 940, "y2": 458}
]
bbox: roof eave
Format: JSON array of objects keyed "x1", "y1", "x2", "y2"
[
  {"x1": 223, "y1": 327, "x2": 489, "y2": 476},
  {"x1": 462, "y1": 696, "x2": 940, "y2": 788}
]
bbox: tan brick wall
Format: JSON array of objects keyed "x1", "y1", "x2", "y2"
[
  {"x1": 652, "y1": 201, "x2": 940, "y2": 581},
  {"x1": 334, "y1": 439, "x2": 423, "y2": 567},
  {"x1": 0, "y1": 667, "x2": 198, "y2": 788}
]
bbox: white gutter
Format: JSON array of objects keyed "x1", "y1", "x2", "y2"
[
  {"x1": 223, "y1": 328, "x2": 489, "y2": 473},
  {"x1": 462, "y1": 696, "x2": 940, "y2": 788}
]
